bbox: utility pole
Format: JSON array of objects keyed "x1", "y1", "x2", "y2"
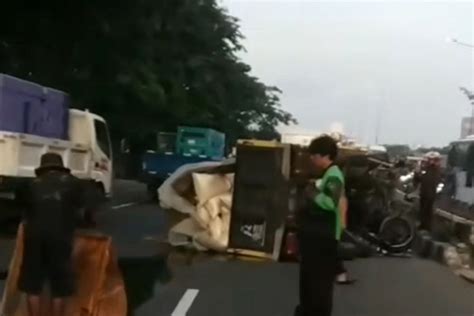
[
  {"x1": 374, "y1": 90, "x2": 387, "y2": 145},
  {"x1": 375, "y1": 103, "x2": 381, "y2": 145},
  {"x1": 460, "y1": 87, "x2": 474, "y2": 135}
]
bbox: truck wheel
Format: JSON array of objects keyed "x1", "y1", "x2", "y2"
[{"x1": 378, "y1": 216, "x2": 415, "y2": 253}]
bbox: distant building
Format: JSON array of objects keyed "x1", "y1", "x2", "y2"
[{"x1": 460, "y1": 116, "x2": 474, "y2": 139}]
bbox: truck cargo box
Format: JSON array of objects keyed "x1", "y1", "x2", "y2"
[
  {"x1": 0, "y1": 74, "x2": 43, "y2": 134},
  {"x1": 0, "y1": 110, "x2": 94, "y2": 182},
  {"x1": 228, "y1": 141, "x2": 291, "y2": 260},
  {"x1": 176, "y1": 126, "x2": 225, "y2": 160},
  {"x1": 0, "y1": 74, "x2": 69, "y2": 140},
  {"x1": 35, "y1": 87, "x2": 69, "y2": 139},
  {"x1": 0, "y1": 109, "x2": 113, "y2": 197}
]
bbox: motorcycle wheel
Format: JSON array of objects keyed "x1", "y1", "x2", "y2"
[{"x1": 378, "y1": 216, "x2": 415, "y2": 252}]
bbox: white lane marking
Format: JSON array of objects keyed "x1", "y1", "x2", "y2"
[
  {"x1": 111, "y1": 202, "x2": 140, "y2": 210},
  {"x1": 171, "y1": 289, "x2": 199, "y2": 316}
]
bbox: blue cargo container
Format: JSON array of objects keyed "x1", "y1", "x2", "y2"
[
  {"x1": 39, "y1": 88, "x2": 69, "y2": 139},
  {"x1": 0, "y1": 74, "x2": 69, "y2": 139},
  {"x1": 0, "y1": 74, "x2": 43, "y2": 134}
]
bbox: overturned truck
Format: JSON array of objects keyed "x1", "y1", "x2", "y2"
[
  {"x1": 159, "y1": 140, "x2": 291, "y2": 260},
  {"x1": 159, "y1": 140, "x2": 415, "y2": 261}
]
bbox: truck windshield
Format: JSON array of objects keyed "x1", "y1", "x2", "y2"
[
  {"x1": 94, "y1": 119, "x2": 111, "y2": 158},
  {"x1": 157, "y1": 133, "x2": 177, "y2": 153}
]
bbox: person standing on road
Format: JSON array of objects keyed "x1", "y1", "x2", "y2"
[
  {"x1": 335, "y1": 193, "x2": 356, "y2": 285},
  {"x1": 296, "y1": 136, "x2": 345, "y2": 316},
  {"x1": 414, "y1": 152, "x2": 441, "y2": 231},
  {"x1": 17, "y1": 153, "x2": 84, "y2": 316}
]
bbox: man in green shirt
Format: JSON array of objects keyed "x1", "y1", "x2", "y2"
[{"x1": 295, "y1": 135, "x2": 344, "y2": 316}]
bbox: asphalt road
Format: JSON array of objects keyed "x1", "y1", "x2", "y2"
[{"x1": 1, "y1": 180, "x2": 474, "y2": 316}]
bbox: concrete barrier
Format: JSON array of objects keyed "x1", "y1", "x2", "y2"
[{"x1": 397, "y1": 189, "x2": 474, "y2": 281}]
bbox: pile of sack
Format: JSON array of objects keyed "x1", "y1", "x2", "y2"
[{"x1": 158, "y1": 160, "x2": 235, "y2": 252}]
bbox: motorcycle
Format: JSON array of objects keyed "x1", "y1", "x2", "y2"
[{"x1": 344, "y1": 166, "x2": 416, "y2": 256}]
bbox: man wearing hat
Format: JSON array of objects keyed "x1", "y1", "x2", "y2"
[{"x1": 17, "y1": 152, "x2": 84, "y2": 316}]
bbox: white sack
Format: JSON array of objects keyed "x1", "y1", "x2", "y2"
[
  {"x1": 168, "y1": 218, "x2": 205, "y2": 248},
  {"x1": 203, "y1": 196, "x2": 222, "y2": 219},
  {"x1": 193, "y1": 231, "x2": 227, "y2": 252},
  {"x1": 193, "y1": 173, "x2": 233, "y2": 204},
  {"x1": 158, "y1": 161, "x2": 229, "y2": 214},
  {"x1": 192, "y1": 176, "x2": 235, "y2": 251},
  {"x1": 159, "y1": 159, "x2": 236, "y2": 252},
  {"x1": 219, "y1": 193, "x2": 233, "y2": 210},
  {"x1": 209, "y1": 217, "x2": 223, "y2": 240},
  {"x1": 193, "y1": 207, "x2": 211, "y2": 229}
]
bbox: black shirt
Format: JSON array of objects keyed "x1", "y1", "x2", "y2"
[
  {"x1": 416, "y1": 167, "x2": 441, "y2": 200},
  {"x1": 298, "y1": 167, "x2": 344, "y2": 241},
  {"x1": 20, "y1": 170, "x2": 85, "y2": 239}
]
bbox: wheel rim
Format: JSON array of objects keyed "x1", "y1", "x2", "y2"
[{"x1": 379, "y1": 217, "x2": 414, "y2": 249}]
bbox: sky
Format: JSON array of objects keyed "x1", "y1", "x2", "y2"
[{"x1": 221, "y1": 0, "x2": 473, "y2": 146}]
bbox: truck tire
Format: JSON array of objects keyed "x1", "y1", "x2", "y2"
[{"x1": 378, "y1": 216, "x2": 415, "y2": 253}]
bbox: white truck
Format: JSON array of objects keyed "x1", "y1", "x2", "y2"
[
  {"x1": 0, "y1": 109, "x2": 113, "y2": 200},
  {"x1": 448, "y1": 136, "x2": 474, "y2": 205}
]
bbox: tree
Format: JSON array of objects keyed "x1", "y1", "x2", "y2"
[{"x1": 0, "y1": 0, "x2": 295, "y2": 145}]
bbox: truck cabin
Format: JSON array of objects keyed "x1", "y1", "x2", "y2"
[
  {"x1": 93, "y1": 116, "x2": 112, "y2": 160},
  {"x1": 141, "y1": 132, "x2": 177, "y2": 155},
  {"x1": 142, "y1": 127, "x2": 225, "y2": 160},
  {"x1": 69, "y1": 110, "x2": 112, "y2": 161}
]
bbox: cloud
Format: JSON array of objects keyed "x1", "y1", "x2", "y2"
[{"x1": 224, "y1": 0, "x2": 473, "y2": 146}]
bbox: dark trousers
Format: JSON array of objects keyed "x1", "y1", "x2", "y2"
[
  {"x1": 19, "y1": 231, "x2": 74, "y2": 297},
  {"x1": 335, "y1": 258, "x2": 346, "y2": 276},
  {"x1": 419, "y1": 196, "x2": 435, "y2": 231},
  {"x1": 296, "y1": 230, "x2": 338, "y2": 316}
]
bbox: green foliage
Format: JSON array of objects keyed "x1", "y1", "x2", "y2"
[{"x1": 0, "y1": 0, "x2": 295, "y2": 143}]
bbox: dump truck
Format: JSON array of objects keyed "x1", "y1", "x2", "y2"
[{"x1": 0, "y1": 74, "x2": 113, "y2": 211}]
